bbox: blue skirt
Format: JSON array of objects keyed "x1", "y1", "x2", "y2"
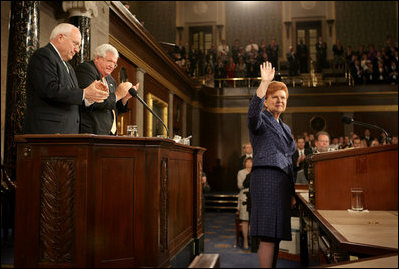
[{"x1": 249, "y1": 166, "x2": 292, "y2": 241}]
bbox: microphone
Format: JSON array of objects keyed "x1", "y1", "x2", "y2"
[
  {"x1": 342, "y1": 116, "x2": 354, "y2": 124},
  {"x1": 129, "y1": 88, "x2": 169, "y2": 137},
  {"x1": 341, "y1": 116, "x2": 392, "y2": 142}
]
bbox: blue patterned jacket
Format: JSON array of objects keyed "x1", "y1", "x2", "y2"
[{"x1": 247, "y1": 95, "x2": 296, "y2": 179}]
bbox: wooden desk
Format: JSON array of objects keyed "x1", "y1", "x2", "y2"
[
  {"x1": 296, "y1": 191, "x2": 398, "y2": 266},
  {"x1": 14, "y1": 134, "x2": 206, "y2": 268}
]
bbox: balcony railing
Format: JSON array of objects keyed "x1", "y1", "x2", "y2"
[{"x1": 205, "y1": 76, "x2": 336, "y2": 88}]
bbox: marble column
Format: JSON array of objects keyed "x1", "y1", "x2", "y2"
[
  {"x1": 135, "y1": 68, "x2": 146, "y2": 136},
  {"x1": 62, "y1": 1, "x2": 98, "y2": 68},
  {"x1": 4, "y1": 1, "x2": 40, "y2": 177}
]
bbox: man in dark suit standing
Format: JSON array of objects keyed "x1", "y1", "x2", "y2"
[
  {"x1": 238, "y1": 142, "x2": 253, "y2": 169},
  {"x1": 75, "y1": 44, "x2": 138, "y2": 135},
  {"x1": 296, "y1": 39, "x2": 308, "y2": 73},
  {"x1": 286, "y1": 46, "x2": 299, "y2": 76},
  {"x1": 292, "y1": 137, "x2": 312, "y2": 183},
  {"x1": 316, "y1": 36, "x2": 327, "y2": 73},
  {"x1": 24, "y1": 23, "x2": 109, "y2": 134}
]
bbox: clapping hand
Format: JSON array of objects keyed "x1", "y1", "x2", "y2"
[
  {"x1": 84, "y1": 80, "x2": 109, "y2": 103},
  {"x1": 121, "y1": 82, "x2": 139, "y2": 105},
  {"x1": 115, "y1": 81, "x2": 133, "y2": 101}
]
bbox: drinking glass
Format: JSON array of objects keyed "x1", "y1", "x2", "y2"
[{"x1": 351, "y1": 187, "x2": 364, "y2": 211}]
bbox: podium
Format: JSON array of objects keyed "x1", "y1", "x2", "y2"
[
  {"x1": 297, "y1": 144, "x2": 398, "y2": 266},
  {"x1": 14, "y1": 134, "x2": 206, "y2": 268},
  {"x1": 307, "y1": 144, "x2": 398, "y2": 210}
]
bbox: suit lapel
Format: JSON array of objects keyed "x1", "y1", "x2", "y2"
[
  {"x1": 264, "y1": 110, "x2": 295, "y2": 152},
  {"x1": 263, "y1": 110, "x2": 282, "y2": 137},
  {"x1": 47, "y1": 44, "x2": 77, "y2": 87},
  {"x1": 66, "y1": 62, "x2": 78, "y2": 87},
  {"x1": 263, "y1": 111, "x2": 288, "y2": 149},
  {"x1": 104, "y1": 76, "x2": 116, "y2": 94}
]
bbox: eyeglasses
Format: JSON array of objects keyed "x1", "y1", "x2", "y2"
[
  {"x1": 102, "y1": 58, "x2": 118, "y2": 68},
  {"x1": 63, "y1": 34, "x2": 81, "y2": 50}
]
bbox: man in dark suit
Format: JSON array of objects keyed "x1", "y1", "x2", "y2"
[
  {"x1": 24, "y1": 23, "x2": 109, "y2": 134},
  {"x1": 266, "y1": 38, "x2": 279, "y2": 71},
  {"x1": 296, "y1": 39, "x2": 308, "y2": 73},
  {"x1": 304, "y1": 131, "x2": 331, "y2": 179},
  {"x1": 316, "y1": 36, "x2": 327, "y2": 73},
  {"x1": 292, "y1": 137, "x2": 312, "y2": 183},
  {"x1": 238, "y1": 142, "x2": 253, "y2": 169},
  {"x1": 286, "y1": 46, "x2": 299, "y2": 76},
  {"x1": 75, "y1": 44, "x2": 138, "y2": 135},
  {"x1": 361, "y1": 129, "x2": 374, "y2": 147}
]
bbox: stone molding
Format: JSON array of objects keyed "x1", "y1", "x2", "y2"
[{"x1": 62, "y1": 1, "x2": 98, "y2": 18}]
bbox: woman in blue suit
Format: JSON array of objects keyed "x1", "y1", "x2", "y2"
[{"x1": 247, "y1": 62, "x2": 296, "y2": 268}]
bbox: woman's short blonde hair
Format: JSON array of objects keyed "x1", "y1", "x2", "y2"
[{"x1": 266, "y1": 81, "x2": 289, "y2": 99}]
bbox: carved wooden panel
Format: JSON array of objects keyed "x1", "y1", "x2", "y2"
[
  {"x1": 160, "y1": 158, "x2": 169, "y2": 252},
  {"x1": 40, "y1": 158, "x2": 76, "y2": 264},
  {"x1": 197, "y1": 160, "x2": 203, "y2": 231}
]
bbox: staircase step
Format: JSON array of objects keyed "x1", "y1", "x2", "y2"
[{"x1": 205, "y1": 193, "x2": 238, "y2": 211}]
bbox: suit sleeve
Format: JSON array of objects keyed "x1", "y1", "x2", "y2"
[
  {"x1": 116, "y1": 100, "x2": 128, "y2": 114},
  {"x1": 292, "y1": 152, "x2": 300, "y2": 171},
  {"x1": 247, "y1": 95, "x2": 267, "y2": 135},
  {"x1": 28, "y1": 50, "x2": 83, "y2": 105}
]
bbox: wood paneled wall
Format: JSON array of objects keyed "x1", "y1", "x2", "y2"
[
  {"x1": 353, "y1": 112, "x2": 398, "y2": 139},
  {"x1": 200, "y1": 112, "x2": 242, "y2": 192}
]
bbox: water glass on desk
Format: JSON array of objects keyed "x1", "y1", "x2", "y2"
[
  {"x1": 127, "y1": 125, "x2": 138, "y2": 137},
  {"x1": 351, "y1": 187, "x2": 364, "y2": 211}
]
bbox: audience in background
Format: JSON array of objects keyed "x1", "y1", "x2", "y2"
[
  {"x1": 290, "y1": 129, "x2": 395, "y2": 152},
  {"x1": 166, "y1": 36, "x2": 397, "y2": 86}
]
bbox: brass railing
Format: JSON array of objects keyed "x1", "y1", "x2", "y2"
[
  {"x1": 207, "y1": 76, "x2": 334, "y2": 88},
  {"x1": 199, "y1": 59, "x2": 353, "y2": 88}
]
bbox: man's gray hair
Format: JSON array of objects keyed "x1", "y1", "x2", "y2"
[
  {"x1": 49, "y1": 23, "x2": 78, "y2": 40},
  {"x1": 93, "y1": 44, "x2": 119, "y2": 59}
]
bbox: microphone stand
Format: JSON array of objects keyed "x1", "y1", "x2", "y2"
[{"x1": 345, "y1": 118, "x2": 392, "y2": 144}]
